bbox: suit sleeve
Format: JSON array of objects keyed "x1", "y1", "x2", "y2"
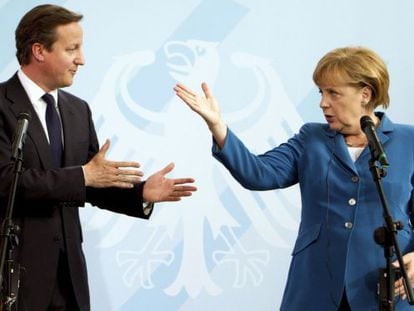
[{"x1": 80, "y1": 101, "x2": 150, "y2": 219}]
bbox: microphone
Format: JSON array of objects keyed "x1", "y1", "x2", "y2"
[
  {"x1": 360, "y1": 115, "x2": 389, "y2": 167},
  {"x1": 11, "y1": 112, "x2": 31, "y2": 161}
]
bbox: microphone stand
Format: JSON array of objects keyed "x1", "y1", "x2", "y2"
[
  {"x1": 0, "y1": 154, "x2": 23, "y2": 310},
  {"x1": 367, "y1": 156, "x2": 414, "y2": 310}
]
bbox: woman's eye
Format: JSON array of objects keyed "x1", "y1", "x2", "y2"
[{"x1": 329, "y1": 90, "x2": 339, "y2": 96}]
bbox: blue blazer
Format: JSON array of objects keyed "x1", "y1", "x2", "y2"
[{"x1": 213, "y1": 113, "x2": 414, "y2": 310}]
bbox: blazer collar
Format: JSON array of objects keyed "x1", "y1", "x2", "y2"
[{"x1": 324, "y1": 112, "x2": 393, "y2": 175}]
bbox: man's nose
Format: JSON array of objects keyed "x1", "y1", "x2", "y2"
[{"x1": 75, "y1": 50, "x2": 85, "y2": 66}]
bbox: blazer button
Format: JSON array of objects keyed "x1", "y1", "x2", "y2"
[
  {"x1": 348, "y1": 198, "x2": 356, "y2": 206},
  {"x1": 351, "y1": 176, "x2": 359, "y2": 183},
  {"x1": 345, "y1": 222, "x2": 353, "y2": 229}
]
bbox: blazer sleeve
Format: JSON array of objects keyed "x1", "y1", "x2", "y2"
[{"x1": 212, "y1": 126, "x2": 306, "y2": 190}]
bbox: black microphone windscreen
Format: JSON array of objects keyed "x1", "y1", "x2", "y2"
[
  {"x1": 19, "y1": 112, "x2": 31, "y2": 121},
  {"x1": 360, "y1": 115, "x2": 374, "y2": 130}
]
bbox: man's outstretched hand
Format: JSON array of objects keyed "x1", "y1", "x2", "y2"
[{"x1": 143, "y1": 163, "x2": 196, "y2": 202}]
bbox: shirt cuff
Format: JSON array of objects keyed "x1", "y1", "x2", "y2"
[{"x1": 143, "y1": 201, "x2": 154, "y2": 216}]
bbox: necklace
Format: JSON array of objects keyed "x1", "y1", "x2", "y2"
[
  {"x1": 346, "y1": 142, "x2": 366, "y2": 148},
  {"x1": 344, "y1": 136, "x2": 367, "y2": 147},
  {"x1": 345, "y1": 139, "x2": 367, "y2": 147}
]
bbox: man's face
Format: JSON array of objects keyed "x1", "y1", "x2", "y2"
[{"x1": 42, "y1": 22, "x2": 85, "y2": 90}]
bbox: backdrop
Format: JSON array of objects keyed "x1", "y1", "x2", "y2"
[{"x1": 1, "y1": 1, "x2": 414, "y2": 310}]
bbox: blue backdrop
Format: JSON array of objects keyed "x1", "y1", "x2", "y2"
[{"x1": 1, "y1": 1, "x2": 414, "y2": 310}]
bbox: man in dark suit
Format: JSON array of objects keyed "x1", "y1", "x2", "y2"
[{"x1": 0, "y1": 4, "x2": 197, "y2": 310}]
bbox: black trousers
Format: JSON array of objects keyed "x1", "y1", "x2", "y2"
[{"x1": 47, "y1": 251, "x2": 79, "y2": 311}]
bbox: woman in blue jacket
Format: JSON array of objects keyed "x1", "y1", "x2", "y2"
[{"x1": 174, "y1": 46, "x2": 414, "y2": 310}]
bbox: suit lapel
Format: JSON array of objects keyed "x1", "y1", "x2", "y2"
[
  {"x1": 5, "y1": 74, "x2": 54, "y2": 168},
  {"x1": 57, "y1": 90, "x2": 77, "y2": 167}
]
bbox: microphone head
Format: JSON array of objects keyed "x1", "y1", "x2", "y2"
[
  {"x1": 19, "y1": 112, "x2": 31, "y2": 121},
  {"x1": 360, "y1": 115, "x2": 374, "y2": 130}
]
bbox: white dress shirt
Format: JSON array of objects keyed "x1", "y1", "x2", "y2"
[{"x1": 17, "y1": 69, "x2": 60, "y2": 143}]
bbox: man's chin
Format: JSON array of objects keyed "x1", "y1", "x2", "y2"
[{"x1": 59, "y1": 79, "x2": 74, "y2": 88}]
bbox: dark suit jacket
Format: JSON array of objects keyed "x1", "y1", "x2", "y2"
[{"x1": 0, "y1": 73, "x2": 150, "y2": 311}]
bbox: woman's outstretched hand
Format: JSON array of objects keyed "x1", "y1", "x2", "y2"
[{"x1": 174, "y1": 82, "x2": 227, "y2": 148}]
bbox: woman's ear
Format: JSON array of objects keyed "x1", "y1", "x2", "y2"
[{"x1": 361, "y1": 86, "x2": 372, "y2": 105}]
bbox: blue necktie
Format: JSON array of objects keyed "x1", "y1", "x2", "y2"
[{"x1": 42, "y1": 93, "x2": 63, "y2": 167}]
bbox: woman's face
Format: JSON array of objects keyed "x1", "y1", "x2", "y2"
[{"x1": 318, "y1": 82, "x2": 372, "y2": 135}]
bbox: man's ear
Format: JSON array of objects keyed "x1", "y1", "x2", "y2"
[{"x1": 31, "y1": 43, "x2": 46, "y2": 62}]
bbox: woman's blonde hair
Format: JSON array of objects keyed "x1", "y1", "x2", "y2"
[{"x1": 313, "y1": 46, "x2": 390, "y2": 110}]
